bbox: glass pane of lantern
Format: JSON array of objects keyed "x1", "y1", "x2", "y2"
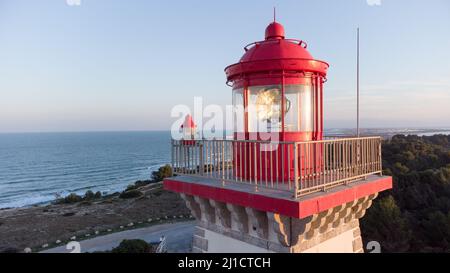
[
  {"x1": 232, "y1": 88, "x2": 244, "y2": 132},
  {"x1": 284, "y1": 85, "x2": 314, "y2": 132},
  {"x1": 248, "y1": 85, "x2": 282, "y2": 133},
  {"x1": 299, "y1": 85, "x2": 314, "y2": 132},
  {"x1": 284, "y1": 85, "x2": 300, "y2": 132}
]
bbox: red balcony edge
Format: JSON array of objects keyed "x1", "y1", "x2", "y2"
[{"x1": 163, "y1": 176, "x2": 392, "y2": 219}]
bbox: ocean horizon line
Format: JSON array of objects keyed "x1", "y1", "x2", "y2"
[
  {"x1": 0, "y1": 130, "x2": 172, "y2": 135},
  {"x1": 1, "y1": 126, "x2": 450, "y2": 135}
]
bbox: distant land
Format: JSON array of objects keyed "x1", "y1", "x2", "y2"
[{"x1": 325, "y1": 128, "x2": 450, "y2": 139}]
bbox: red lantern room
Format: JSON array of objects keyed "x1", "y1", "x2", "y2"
[
  {"x1": 225, "y1": 20, "x2": 329, "y2": 182},
  {"x1": 225, "y1": 20, "x2": 329, "y2": 143}
]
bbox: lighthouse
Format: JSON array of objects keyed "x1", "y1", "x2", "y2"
[
  {"x1": 226, "y1": 20, "x2": 328, "y2": 184},
  {"x1": 164, "y1": 19, "x2": 392, "y2": 253}
]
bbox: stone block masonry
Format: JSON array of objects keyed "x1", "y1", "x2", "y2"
[{"x1": 182, "y1": 193, "x2": 378, "y2": 253}]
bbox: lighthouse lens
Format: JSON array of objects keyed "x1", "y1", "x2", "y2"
[
  {"x1": 242, "y1": 84, "x2": 315, "y2": 133},
  {"x1": 255, "y1": 88, "x2": 290, "y2": 120},
  {"x1": 247, "y1": 85, "x2": 285, "y2": 132}
]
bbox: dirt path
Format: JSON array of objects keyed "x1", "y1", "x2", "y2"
[{"x1": 41, "y1": 221, "x2": 195, "y2": 253}]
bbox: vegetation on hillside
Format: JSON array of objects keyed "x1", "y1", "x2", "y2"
[
  {"x1": 54, "y1": 190, "x2": 102, "y2": 204},
  {"x1": 54, "y1": 164, "x2": 174, "y2": 204},
  {"x1": 110, "y1": 239, "x2": 156, "y2": 253},
  {"x1": 92, "y1": 239, "x2": 157, "y2": 253},
  {"x1": 360, "y1": 134, "x2": 450, "y2": 253}
]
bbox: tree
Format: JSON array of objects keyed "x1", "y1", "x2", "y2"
[
  {"x1": 361, "y1": 195, "x2": 411, "y2": 252},
  {"x1": 111, "y1": 239, "x2": 154, "y2": 253},
  {"x1": 151, "y1": 164, "x2": 173, "y2": 182}
]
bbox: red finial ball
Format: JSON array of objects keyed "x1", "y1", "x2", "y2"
[{"x1": 265, "y1": 22, "x2": 285, "y2": 40}]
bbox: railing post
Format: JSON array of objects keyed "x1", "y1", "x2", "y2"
[
  {"x1": 171, "y1": 139, "x2": 174, "y2": 173},
  {"x1": 254, "y1": 142, "x2": 258, "y2": 192},
  {"x1": 221, "y1": 140, "x2": 225, "y2": 181},
  {"x1": 378, "y1": 138, "x2": 383, "y2": 176},
  {"x1": 357, "y1": 139, "x2": 360, "y2": 176},
  {"x1": 199, "y1": 140, "x2": 204, "y2": 176},
  {"x1": 293, "y1": 143, "x2": 299, "y2": 199}
]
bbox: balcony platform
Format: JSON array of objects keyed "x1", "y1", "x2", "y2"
[{"x1": 164, "y1": 174, "x2": 392, "y2": 219}]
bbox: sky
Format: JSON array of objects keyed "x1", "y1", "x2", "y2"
[{"x1": 0, "y1": 0, "x2": 449, "y2": 133}]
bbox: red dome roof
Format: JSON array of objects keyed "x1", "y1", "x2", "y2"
[
  {"x1": 225, "y1": 21, "x2": 329, "y2": 82},
  {"x1": 240, "y1": 21, "x2": 313, "y2": 62},
  {"x1": 239, "y1": 38, "x2": 313, "y2": 63},
  {"x1": 180, "y1": 114, "x2": 196, "y2": 129}
]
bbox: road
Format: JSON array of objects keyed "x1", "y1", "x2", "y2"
[{"x1": 41, "y1": 221, "x2": 195, "y2": 253}]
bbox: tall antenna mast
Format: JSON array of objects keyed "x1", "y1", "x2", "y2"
[
  {"x1": 357, "y1": 27, "x2": 360, "y2": 137},
  {"x1": 273, "y1": 7, "x2": 276, "y2": 22}
]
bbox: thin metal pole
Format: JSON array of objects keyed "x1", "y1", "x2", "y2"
[
  {"x1": 357, "y1": 27, "x2": 360, "y2": 137},
  {"x1": 273, "y1": 7, "x2": 276, "y2": 22}
]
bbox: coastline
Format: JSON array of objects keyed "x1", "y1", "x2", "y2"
[
  {"x1": 2, "y1": 129, "x2": 449, "y2": 210},
  {"x1": 0, "y1": 181, "x2": 191, "y2": 253},
  {"x1": 1, "y1": 132, "x2": 449, "y2": 253}
]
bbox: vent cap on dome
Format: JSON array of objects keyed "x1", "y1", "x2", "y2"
[{"x1": 265, "y1": 22, "x2": 285, "y2": 40}]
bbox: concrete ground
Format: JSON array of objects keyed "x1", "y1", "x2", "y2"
[{"x1": 41, "y1": 221, "x2": 195, "y2": 253}]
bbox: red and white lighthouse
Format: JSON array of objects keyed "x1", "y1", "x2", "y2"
[
  {"x1": 226, "y1": 20, "x2": 329, "y2": 183},
  {"x1": 165, "y1": 19, "x2": 392, "y2": 253}
]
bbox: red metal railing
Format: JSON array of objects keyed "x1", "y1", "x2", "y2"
[{"x1": 171, "y1": 137, "x2": 382, "y2": 198}]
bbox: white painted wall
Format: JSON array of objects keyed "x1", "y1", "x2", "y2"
[
  {"x1": 204, "y1": 229, "x2": 274, "y2": 253},
  {"x1": 301, "y1": 229, "x2": 355, "y2": 253},
  {"x1": 203, "y1": 227, "x2": 356, "y2": 253}
]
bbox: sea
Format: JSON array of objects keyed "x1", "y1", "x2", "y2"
[
  {"x1": 0, "y1": 131, "x2": 171, "y2": 209},
  {"x1": 0, "y1": 129, "x2": 449, "y2": 209}
]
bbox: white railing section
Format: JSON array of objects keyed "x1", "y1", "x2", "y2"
[
  {"x1": 155, "y1": 236, "x2": 167, "y2": 253},
  {"x1": 171, "y1": 137, "x2": 382, "y2": 198}
]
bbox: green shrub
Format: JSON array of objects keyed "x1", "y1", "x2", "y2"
[
  {"x1": 61, "y1": 193, "x2": 83, "y2": 204},
  {"x1": 151, "y1": 165, "x2": 173, "y2": 182},
  {"x1": 125, "y1": 184, "x2": 138, "y2": 191},
  {"x1": 94, "y1": 191, "x2": 102, "y2": 199},
  {"x1": 55, "y1": 190, "x2": 103, "y2": 205},
  {"x1": 111, "y1": 239, "x2": 154, "y2": 253},
  {"x1": 119, "y1": 189, "x2": 143, "y2": 199},
  {"x1": 84, "y1": 190, "x2": 95, "y2": 200},
  {"x1": 84, "y1": 190, "x2": 102, "y2": 200}
]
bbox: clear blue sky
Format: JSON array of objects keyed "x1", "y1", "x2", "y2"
[{"x1": 0, "y1": 0, "x2": 449, "y2": 132}]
